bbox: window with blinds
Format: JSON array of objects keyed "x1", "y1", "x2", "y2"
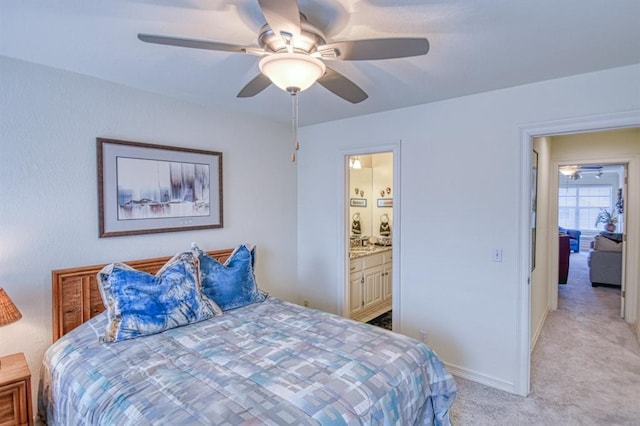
[{"x1": 558, "y1": 185, "x2": 613, "y2": 230}]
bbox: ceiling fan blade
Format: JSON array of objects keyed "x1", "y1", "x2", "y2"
[
  {"x1": 257, "y1": 0, "x2": 301, "y2": 42},
  {"x1": 237, "y1": 74, "x2": 272, "y2": 98},
  {"x1": 317, "y1": 67, "x2": 368, "y2": 104},
  {"x1": 319, "y1": 38, "x2": 429, "y2": 61},
  {"x1": 138, "y1": 33, "x2": 249, "y2": 53}
]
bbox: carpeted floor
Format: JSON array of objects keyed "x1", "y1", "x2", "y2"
[{"x1": 450, "y1": 251, "x2": 640, "y2": 425}]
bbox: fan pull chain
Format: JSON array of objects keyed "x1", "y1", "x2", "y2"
[{"x1": 291, "y1": 90, "x2": 299, "y2": 163}]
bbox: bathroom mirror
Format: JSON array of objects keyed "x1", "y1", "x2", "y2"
[{"x1": 348, "y1": 152, "x2": 393, "y2": 240}]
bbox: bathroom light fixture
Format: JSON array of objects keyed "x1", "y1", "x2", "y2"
[{"x1": 351, "y1": 156, "x2": 362, "y2": 169}]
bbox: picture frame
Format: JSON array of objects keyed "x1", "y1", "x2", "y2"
[
  {"x1": 97, "y1": 138, "x2": 223, "y2": 237},
  {"x1": 350, "y1": 198, "x2": 367, "y2": 207},
  {"x1": 377, "y1": 198, "x2": 393, "y2": 208}
]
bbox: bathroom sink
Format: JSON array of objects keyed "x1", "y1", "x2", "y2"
[
  {"x1": 350, "y1": 246, "x2": 373, "y2": 251},
  {"x1": 349, "y1": 246, "x2": 390, "y2": 258}
]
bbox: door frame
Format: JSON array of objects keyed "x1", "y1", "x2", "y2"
[
  {"x1": 518, "y1": 110, "x2": 640, "y2": 397},
  {"x1": 337, "y1": 141, "x2": 402, "y2": 331}
]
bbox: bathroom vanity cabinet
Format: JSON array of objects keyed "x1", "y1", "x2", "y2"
[{"x1": 349, "y1": 249, "x2": 392, "y2": 322}]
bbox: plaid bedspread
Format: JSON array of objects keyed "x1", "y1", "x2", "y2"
[{"x1": 38, "y1": 297, "x2": 456, "y2": 425}]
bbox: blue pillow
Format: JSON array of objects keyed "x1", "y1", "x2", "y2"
[
  {"x1": 194, "y1": 244, "x2": 267, "y2": 311},
  {"x1": 97, "y1": 251, "x2": 222, "y2": 342}
]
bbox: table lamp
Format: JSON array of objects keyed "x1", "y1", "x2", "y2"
[{"x1": 0, "y1": 287, "x2": 22, "y2": 369}]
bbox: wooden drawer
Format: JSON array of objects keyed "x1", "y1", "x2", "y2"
[
  {"x1": 0, "y1": 380, "x2": 28, "y2": 426},
  {"x1": 0, "y1": 353, "x2": 32, "y2": 426}
]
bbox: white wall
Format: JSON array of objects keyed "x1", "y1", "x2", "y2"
[
  {"x1": 0, "y1": 56, "x2": 297, "y2": 401},
  {"x1": 297, "y1": 64, "x2": 640, "y2": 393}
]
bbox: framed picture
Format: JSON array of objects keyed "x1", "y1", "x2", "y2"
[
  {"x1": 531, "y1": 149, "x2": 538, "y2": 270},
  {"x1": 377, "y1": 198, "x2": 393, "y2": 208},
  {"x1": 350, "y1": 198, "x2": 367, "y2": 207},
  {"x1": 98, "y1": 138, "x2": 223, "y2": 237}
]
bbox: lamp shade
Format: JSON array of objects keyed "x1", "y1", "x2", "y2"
[
  {"x1": 0, "y1": 287, "x2": 22, "y2": 327},
  {"x1": 259, "y1": 53, "x2": 326, "y2": 93}
]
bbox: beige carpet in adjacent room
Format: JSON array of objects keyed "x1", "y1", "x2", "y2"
[{"x1": 450, "y1": 251, "x2": 640, "y2": 425}]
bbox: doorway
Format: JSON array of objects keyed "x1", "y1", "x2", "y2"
[
  {"x1": 343, "y1": 150, "x2": 399, "y2": 331},
  {"x1": 556, "y1": 162, "x2": 627, "y2": 316},
  {"x1": 543, "y1": 127, "x2": 637, "y2": 320},
  {"x1": 519, "y1": 112, "x2": 640, "y2": 397}
]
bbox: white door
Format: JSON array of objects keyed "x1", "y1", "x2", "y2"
[
  {"x1": 363, "y1": 265, "x2": 384, "y2": 310},
  {"x1": 350, "y1": 272, "x2": 364, "y2": 318}
]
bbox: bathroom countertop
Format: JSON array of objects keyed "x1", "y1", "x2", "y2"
[{"x1": 349, "y1": 245, "x2": 392, "y2": 259}]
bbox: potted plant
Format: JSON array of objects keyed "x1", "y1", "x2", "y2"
[{"x1": 594, "y1": 208, "x2": 618, "y2": 232}]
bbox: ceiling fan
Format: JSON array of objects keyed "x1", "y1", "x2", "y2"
[
  {"x1": 559, "y1": 165, "x2": 604, "y2": 180},
  {"x1": 137, "y1": 0, "x2": 430, "y2": 103}
]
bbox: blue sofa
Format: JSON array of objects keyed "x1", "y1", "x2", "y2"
[{"x1": 558, "y1": 227, "x2": 581, "y2": 253}]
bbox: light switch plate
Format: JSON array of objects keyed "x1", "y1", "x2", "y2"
[{"x1": 492, "y1": 248, "x2": 503, "y2": 262}]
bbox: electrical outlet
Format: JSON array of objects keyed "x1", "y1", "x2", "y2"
[
  {"x1": 492, "y1": 248, "x2": 503, "y2": 262},
  {"x1": 303, "y1": 300, "x2": 309, "y2": 307},
  {"x1": 419, "y1": 330, "x2": 428, "y2": 344}
]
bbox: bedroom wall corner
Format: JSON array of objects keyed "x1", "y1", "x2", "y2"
[
  {"x1": 297, "y1": 64, "x2": 640, "y2": 394},
  {"x1": 0, "y1": 55, "x2": 297, "y2": 408}
]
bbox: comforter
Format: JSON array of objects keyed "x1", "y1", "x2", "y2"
[{"x1": 38, "y1": 297, "x2": 456, "y2": 425}]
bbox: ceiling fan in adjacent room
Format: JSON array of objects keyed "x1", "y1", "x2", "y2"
[{"x1": 559, "y1": 165, "x2": 603, "y2": 180}]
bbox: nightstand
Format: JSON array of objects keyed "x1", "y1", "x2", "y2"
[{"x1": 0, "y1": 353, "x2": 33, "y2": 426}]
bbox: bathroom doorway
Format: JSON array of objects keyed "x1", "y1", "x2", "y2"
[{"x1": 345, "y1": 151, "x2": 396, "y2": 331}]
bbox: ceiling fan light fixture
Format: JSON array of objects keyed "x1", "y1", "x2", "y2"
[
  {"x1": 259, "y1": 53, "x2": 326, "y2": 93},
  {"x1": 559, "y1": 165, "x2": 579, "y2": 176}
]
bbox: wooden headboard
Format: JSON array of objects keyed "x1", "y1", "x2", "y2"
[{"x1": 51, "y1": 248, "x2": 234, "y2": 342}]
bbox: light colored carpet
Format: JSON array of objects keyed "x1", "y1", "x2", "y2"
[{"x1": 450, "y1": 252, "x2": 640, "y2": 425}]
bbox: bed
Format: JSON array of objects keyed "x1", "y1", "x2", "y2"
[{"x1": 39, "y1": 247, "x2": 457, "y2": 425}]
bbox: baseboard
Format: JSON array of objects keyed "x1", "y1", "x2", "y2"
[
  {"x1": 445, "y1": 362, "x2": 516, "y2": 394},
  {"x1": 530, "y1": 306, "x2": 549, "y2": 351}
]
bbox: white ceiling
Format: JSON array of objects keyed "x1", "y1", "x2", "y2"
[{"x1": 1, "y1": 0, "x2": 639, "y2": 126}]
